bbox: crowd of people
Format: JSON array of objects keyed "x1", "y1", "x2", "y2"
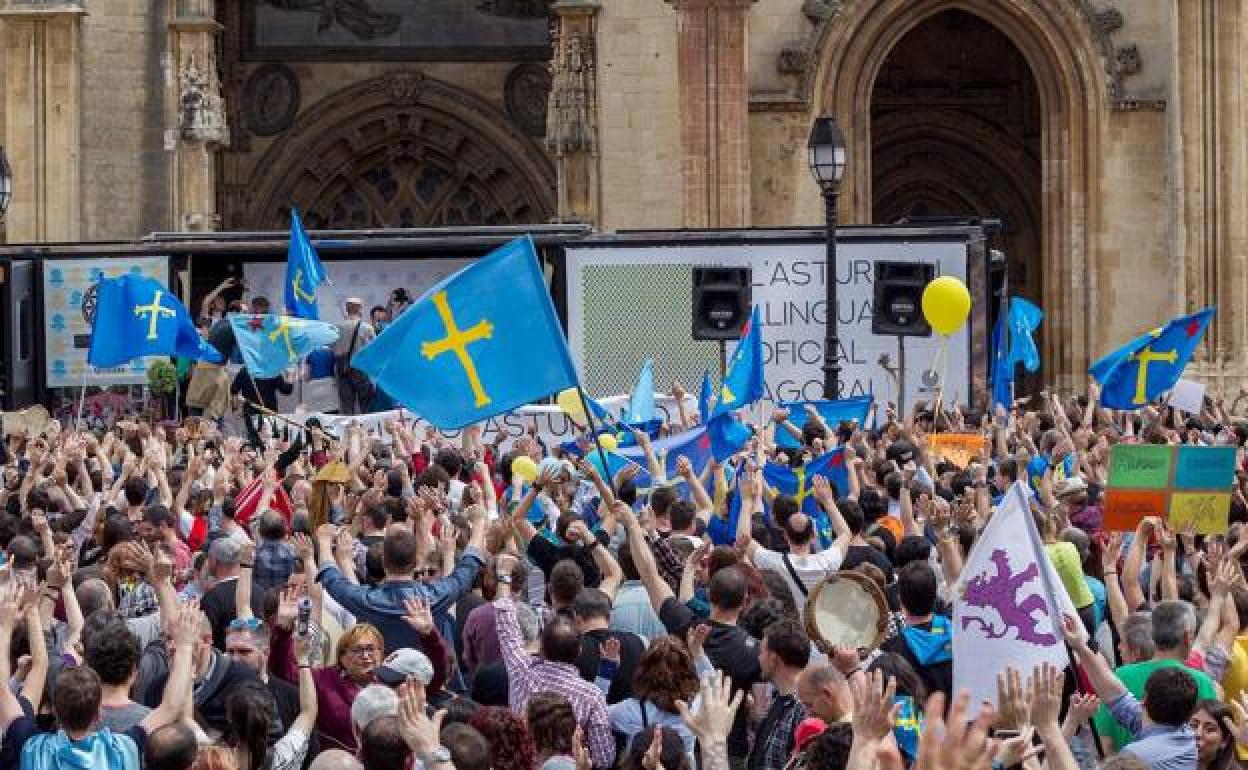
[{"x1": 11, "y1": 284, "x2": 1248, "y2": 770}]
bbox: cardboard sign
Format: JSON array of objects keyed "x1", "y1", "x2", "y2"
[
  {"x1": 1104, "y1": 489, "x2": 1170, "y2": 531},
  {"x1": 1108, "y1": 444, "x2": 1172, "y2": 488},
  {"x1": 1103, "y1": 443, "x2": 1235, "y2": 534},
  {"x1": 1169, "y1": 379, "x2": 1207, "y2": 415},
  {"x1": 928, "y1": 433, "x2": 988, "y2": 469}
]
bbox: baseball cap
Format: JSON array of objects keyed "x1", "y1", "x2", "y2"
[
  {"x1": 375, "y1": 647, "x2": 434, "y2": 686},
  {"x1": 208, "y1": 537, "x2": 241, "y2": 565},
  {"x1": 350, "y1": 684, "x2": 398, "y2": 731}
]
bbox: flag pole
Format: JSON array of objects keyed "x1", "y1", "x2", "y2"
[
  {"x1": 74, "y1": 366, "x2": 90, "y2": 432},
  {"x1": 575, "y1": 386, "x2": 617, "y2": 498}
]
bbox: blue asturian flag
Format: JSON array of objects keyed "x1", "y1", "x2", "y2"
[
  {"x1": 1089, "y1": 307, "x2": 1214, "y2": 410},
  {"x1": 88, "y1": 275, "x2": 222, "y2": 368},
  {"x1": 1007, "y1": 297, "x2": 1043, "y2": 372},
  {"x1": 698, "y1": 369, "x2": 714, "y2": 424},
  {"x1": 285, "y1": 208, "x2": 329, "y2": 320},
  {"x1": 713, "y1": 449, "x2": 849, "y2": 547},
  {"x1": 774, "y1": 395, "x2": 873, "y2": 449},
  {"x1": 714, "y1": 305, "x2": 765, "y2": 416},
  {"x1": 228, "y1": 314, "x2": 340, "y2": 379},
  {"x1": 990, "y1": 311, "x2": 1012, "y2": 411},
  {"x1": 627, "y1": 359, "x2": 656, "y2": 424},
  {"x1": 352, "y1": 236, "x2": 580, "y2": 430}
]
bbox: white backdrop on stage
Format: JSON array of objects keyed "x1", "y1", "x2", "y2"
[{"x1": 243, "y1": 258, "x2": 473, "y2": 321}]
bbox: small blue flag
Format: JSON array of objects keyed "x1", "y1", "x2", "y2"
[
  {"x1": 352, "y1": 236, "x2": 579, "y2": 430},
  {"x1": 87, "y1": 275, "x2": 222, "y2": 368},
  {"x1": 990, "y1": 311, "x2": 1012, "y2": 411},
  {"x1": 229, "y1": 314, "x2": 340, "y2": 379},
  {"x1": 628, "y1": 359, "x2": 656, "y2": 424},
  {"x1": 774, "y1": 395, "x2": 872, "y2": 449},
  {"x1": 714, "y1": 305, "x2": 765, "y2": 416},
  {"x1": 1089, "y1": 307, "x2": 1214, "y2": 410},
  {"x1": 1007, "y1": 298, "x2": 1044, "y2": 372},
  {"x1": 697, "y1": 369, "x2": 714, "y2": 424},
  {"x1": 713, "y1": 449, "x2": 849, "y2": 547},
  {"x1": 285, "y1": 209, "x2": 329, "y2": 320}
]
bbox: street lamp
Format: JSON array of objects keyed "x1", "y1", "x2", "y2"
[
  {"x1": 807, "y1": 115, "x2": 846, "y2": 399},
  {"x1": 0, "y1": 147, "x2": 12, "y2": 220}
]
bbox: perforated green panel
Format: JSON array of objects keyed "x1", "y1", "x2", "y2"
[{"x1": 579, "y1": 264, "x2": 722, "y2": 397}]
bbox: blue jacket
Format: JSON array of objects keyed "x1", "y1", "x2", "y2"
[{"x1": 318, "y1": 547, "x2": 486, "y2": 651}]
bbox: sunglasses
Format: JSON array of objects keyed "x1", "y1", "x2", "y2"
[{"x1": 228, "y1": 617, "x2": 265, "y2": 632}]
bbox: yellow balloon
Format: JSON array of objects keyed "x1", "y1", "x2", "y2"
[
  {"x1": 556, "y1": 388, "x2": 587, "y2": 423},
  {"x1": 511, "y1": 455, "x2": 539, "y2": 483},
  {"x1": 921, "y1": 276, "x2": 972, "y2": 336},
  {"x1": 597, "y1": 433, "x2": 618, "y2": 452}
]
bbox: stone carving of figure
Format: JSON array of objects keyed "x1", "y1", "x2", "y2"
[
  {"x1": 180, "y1": 59, "x2": 229, "y2": 146},
  {"x1": 263, "y1": 0, "x2": 400, "y2": 40},
  {"x1": 547, "y1": 34, "x2": 595, "y2": 155}
]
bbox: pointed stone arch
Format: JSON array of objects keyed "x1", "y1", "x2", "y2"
[
  {"x1": 810, "y1": 1, "x2": 1110, "y2": 390},
  {"x1": 239, "y1": 71, "x2": 556, "y2": 230}
]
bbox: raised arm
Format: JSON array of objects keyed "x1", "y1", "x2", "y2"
[
  {"x1": 289, "y1": 633, "x2": 319, "y2": 736},
  {"x1": 1100, "y1": 533, "x2": 1129, "y2": 639},
  {"x1": 1121, "y1": 518, "x2": 1152, "y2": 611},
  {"x1": 1061, "y1": 614, "x2": 1126, "y2": 704},
  {"x1": 0, "y1": 582, "x2": 27, "y2": 730},
  {"x1": 141, "y1": 602, "x2": 199, "y2": 732},
  {"x1": 617, "y1": 501, "x2": 674, "y2": 613},
  {"x1": 236, "y1": 541, "x2": 256, "y2": 621},
  {"x1": 20, "y1": 599, "x2": 48, "y2": 714}
]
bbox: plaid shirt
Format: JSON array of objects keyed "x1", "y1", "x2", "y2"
[
  {"x1": 748, "y1": 693, "x2": 805, "y2": 770},
  {"x1": 495, "y1": 598, "x2": 615, "y2": 768},
  {"x1": 650, "y1": 534, "x2": 683, "y2": 592},
  {"x1": 253, "y1": 539, "x2": 298, "y2": 599}
]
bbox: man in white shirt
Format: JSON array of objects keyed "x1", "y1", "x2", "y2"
[{"x1": 740, "y1": 503, "x2": 848, "y2": 617}]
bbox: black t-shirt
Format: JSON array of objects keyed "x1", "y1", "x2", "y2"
[
  {"x1": 200, "y1": 577, "x2": 240, "y2": 651},
  {"x1": 208, "y1": 318, "x2": 237, "y2": 360},
  {"x1": 576, "y1": 628, "x2": 645, "y2": 705},
  {"x1": 659, "y1": 597, "x2": 760, "y2": 759},
  {"x1": 841, "y1": 544, "x2": 896, "y2": 583},
  {"x1": 880, "y1": 620, "x2": 953, "y2": 699},
  {"x1": 526, "y1": 536, "x2": 602, "y2": 587},
  {"x1": 3, "y1": 716, "x2": 148, "y2": 767}
]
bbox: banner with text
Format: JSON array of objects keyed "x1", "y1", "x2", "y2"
[
  {"x1": 1103, "y1": 443, "x2": 1236, "y2": 534},
  {"x1": 564, "y1": 240, "x2": 972, "y2": 413}
]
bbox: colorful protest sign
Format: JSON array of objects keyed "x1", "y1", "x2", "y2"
[
  {"x1": 928, "y1": 433, "x2": 988, "y2": 469},
  {"x1": 1103, "y1": 444, "x2": 1235, "y2": 534}
]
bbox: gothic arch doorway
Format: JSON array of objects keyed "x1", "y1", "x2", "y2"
[
  {"x1": 237, "y1": 72, "x2": 556, "y2": 230},
  {"x1": 812, "y1": 1, "x2": 1110, "y2": 390},
  {"x1": 871, "y1": 11, "x2": 1042, "y2": 304}
]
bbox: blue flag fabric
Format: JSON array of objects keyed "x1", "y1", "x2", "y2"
[
  {"x1": 1007, "y1": 298, "x2": 1044, "y2": 372},
  {"x1": 352, "y1": 236, "x2": 579, "y2": 430},
  {"x1": 712, "y1": 449, "x2": 849, "y2": 547},
  {"x1": 285, "y1": 209, "x2": 329, "y2": 320},
  {"x1": 228, "y1": 314, "x2": 340, "y2": 379},
  {"x1": 714, "y1": 306, "x2": 765, "y2": 416},
  {"x1": 628, "y1": 359, "x2": 656, "y2": 424},
  {"x1": 774, "y1": 396, "x2": 873, "y2": 449},
  {"x1": 990, "y1": 311, "x2": 1012, "y2": 411},
  {"x1": 698, "y1": 369, "x2": 714, "y2": 424},
  {"x1": 1089, "y1": 307, "x2": 1214, "y2": 410},
  {"x1": 87, "y1": 275, "x2": 222, "y2": 368}
]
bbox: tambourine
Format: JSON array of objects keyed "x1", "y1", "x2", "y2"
[{"x1": 803, "y1": 570, "x2": 890, "y2": 654}]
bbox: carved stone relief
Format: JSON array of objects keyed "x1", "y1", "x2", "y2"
[
  {"x1": 179, "y1": 58, "x2": 230, "y2": 146},
  {"x1": 243, "y1": 63, "x2": 301, "y2": 136},
  {"x1": 546, "y1": 28, "x2": 596, "y2": 154},
  {"x1": 505, "y1": 62, "x2": 552, "y2": 137}
]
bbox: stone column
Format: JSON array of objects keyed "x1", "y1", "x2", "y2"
[
  {"x1": 168, "y1": 0, "x2": 226, "y2": 231},
  {"x1": 1172, "y1": 0, "x2": 1248, "y2": 393},
  {"x1": 1, "y1": 2, "x2": 85, "y2": 242},
  {"x1": 667, "y1": 0, "x2": 754, "y2": 228},
  {"x1": 547, "y1": 0, "x2": 600, "y2": 224}
]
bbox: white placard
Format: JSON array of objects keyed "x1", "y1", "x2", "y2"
[
  {"x1": 243, "y1": 258, "x2": 473, "y2": 322},
  {"x1": 565, "y1": 240, "x2": 972, "y2": 411},
  {"x1": 1169, "y1": 378, "x2": 1207, "y2": 415},
  {"x1": 43, "y1": 257, "x2": 170, "y2": 387}
]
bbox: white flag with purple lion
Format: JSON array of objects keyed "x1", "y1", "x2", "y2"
[{"x1": 953, "y1": 480, "x2": 1079, "y2": 711}]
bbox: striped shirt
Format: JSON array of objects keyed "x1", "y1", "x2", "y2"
[{"x1": 495, "y1": 598, "x2": 615, "y2": 768}]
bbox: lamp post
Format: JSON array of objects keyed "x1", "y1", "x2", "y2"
[
  {"x1": 0, "y1": 147, "x2": 11, "y2": 221},
  {"x1": 807, "y1": 116, "x2": 847, "y2": 399}
]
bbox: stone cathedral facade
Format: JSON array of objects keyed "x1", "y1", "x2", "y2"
[{"x1": 0, "y1": 0, "x2": 1244, "y2": 390}]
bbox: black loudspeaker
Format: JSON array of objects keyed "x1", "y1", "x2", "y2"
[
  {"x1": 872, "y1": 262, "x2": 934, "y2": 336},
  {"x1": 692, "y1": 267, "x2": 752, "y2": 340}
]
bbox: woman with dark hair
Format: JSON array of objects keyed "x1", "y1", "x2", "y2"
[
  {"x1": 1191, "y1": 699, "x2": 1242, "y2": 770},
  {"x1": 621, "y1": 726, "x2": 692, "y2": 770},
  {"x1": 467, "y1": 706, "x2": 537, "y2": 770},
  {"x1": 608, "y1": 636, "x2": 706, "y2": 758},
  {"x1": 224, "y1": 634, "x2": 316, "y2": 770}
]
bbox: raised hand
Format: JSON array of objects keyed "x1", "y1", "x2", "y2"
[
  {"x1": 599, "y1": 636, "x2": 621, "y2": 665},
  {"x1": 1027, "y1": 662, "x2": 1065, "y2": 730},
  {"x1": 685, "y1": 623, "x2": 710, "y2": 661},
  {"x1": 852, "y1": 669, "x2": 900, "y2": 744},
  {"x1": 403, "y1": 597, "x2": 434, "y2": 635},
  {"x1": 994, "y1": 667, "x2": 1030, "y2": 731},
  {"x1": 396, "y1": 676, "x2": 445, "y2": 755},
  {"x1": 676, "y1": 671, "x2": 742, "y2": 745},
  {"x1": 1066, "y1": 692, "x2": 1100, "y2": 726},
  {"x1": 275, "y1": 586, "x2": 300, "y2": 631},
  {"x1": 916, "y1": 691, "x2": 997, "y2": 770},
  {"x1": 291, "y1": 533, "x2": 315, "y2": 565}
]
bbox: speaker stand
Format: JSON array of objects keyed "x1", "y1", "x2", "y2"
[
  {"x1": 896, "y1": 335, "x2": 907, "y2": 417},
  {"x1": 718, "y1": 340, "x2": 728, "y2": 382}
]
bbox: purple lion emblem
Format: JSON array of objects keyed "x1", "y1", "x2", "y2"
[{"x1": 960, "y1": 549, "x2": 1056, "y2": 646}]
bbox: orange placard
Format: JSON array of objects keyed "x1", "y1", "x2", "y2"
[
  {"x1": 1104, "y1": 488, "x2": 1170, "y2": 531},
  {"x1": 928, "y1": 433, "x2": 987, "y2": 469}
]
